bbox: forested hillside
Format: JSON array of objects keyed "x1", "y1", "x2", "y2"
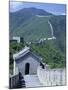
[{"x1": 9, "y1": 7, "x2": 66, "y2": 69}]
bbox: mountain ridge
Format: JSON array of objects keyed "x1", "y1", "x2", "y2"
[
  {"x1": 10, "y1": 7, "x2": 53, "y2": 15},
  {"x1": 9, "y1": 7, "x2": 66, "y2": 54}
]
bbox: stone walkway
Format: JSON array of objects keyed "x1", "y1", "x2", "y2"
[
  {"x1": 24, "y1": 75, "x2": 43, "y2": 88},
  {"x1": 37, "y1": 66, "x2": 66, "y2": 86}
]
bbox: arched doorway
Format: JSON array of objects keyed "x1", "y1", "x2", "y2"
[{"x1": 25, "y1": 63, "x2": 30, "y2": 75}]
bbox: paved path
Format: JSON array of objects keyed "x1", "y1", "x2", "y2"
[{"x1": 24, "y1": 75, "x2": 43, "y2": 88}]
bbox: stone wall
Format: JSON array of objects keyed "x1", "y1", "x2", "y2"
[
  {"x1": 37, "y1": 66, "x2": 66, "y2": 86},
  {"x1": 9, "y1": 74, "x2": 19, "y2": 89}
]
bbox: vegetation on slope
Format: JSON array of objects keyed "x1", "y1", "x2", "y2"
[
  {"x1": 30, "y1": 41, "x2": 66, "y2": 69},
  {"x1": 10, "y1": 8, "x2": 66, "y2": 54},
  {"x1": 10, "y1": 16, "x2": 52, "y2": 41},
  {"x1": 9, "y1": 8, "x2": 66, "y2": 73},
  {"x1": 10, "y1": 40, "x2": 66, "y2": 71},
  {"x1": 49, "y1": 15, "x2": 66, "y2": 54}
]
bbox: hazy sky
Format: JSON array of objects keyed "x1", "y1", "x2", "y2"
[{"x1": 10, "y1": 1, "x2": 66, "y2": 15}]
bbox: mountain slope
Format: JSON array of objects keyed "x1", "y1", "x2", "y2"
[
  {"x1": 49, "y1": 15, "x2": 66, "y2": 53},
  {"x1": 9, "y1": 8, "x2": 66, "y2": 69},
  {"x1": 9, "y1": 7, "x2": 52, "y2": 33},
  {"x1": 9, "y1": 7, "x2": 66, "y2": 54},
  {"x1": 10, "y1": 16, "x2": 52, "y2": 41}
]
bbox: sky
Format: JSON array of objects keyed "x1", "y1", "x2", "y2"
[{"x1": 10, "y1": 1, "x2": 66, "y2": 15}]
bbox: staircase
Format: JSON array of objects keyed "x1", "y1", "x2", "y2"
[
  {"x1": 17, "y1": 73, "x2": 26, "y2": 88},
  {"x1": 24, "y1": 75, "x2": 43, "y2": 88}
]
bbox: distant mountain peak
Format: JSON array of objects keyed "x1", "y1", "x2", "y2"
[{"x1": 10, "y1": 7, "x2": 53, "y2": 16}]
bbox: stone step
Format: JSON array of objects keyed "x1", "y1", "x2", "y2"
[{"x1": 24, "y1": 75, "x2": 42, "y2": 88}]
